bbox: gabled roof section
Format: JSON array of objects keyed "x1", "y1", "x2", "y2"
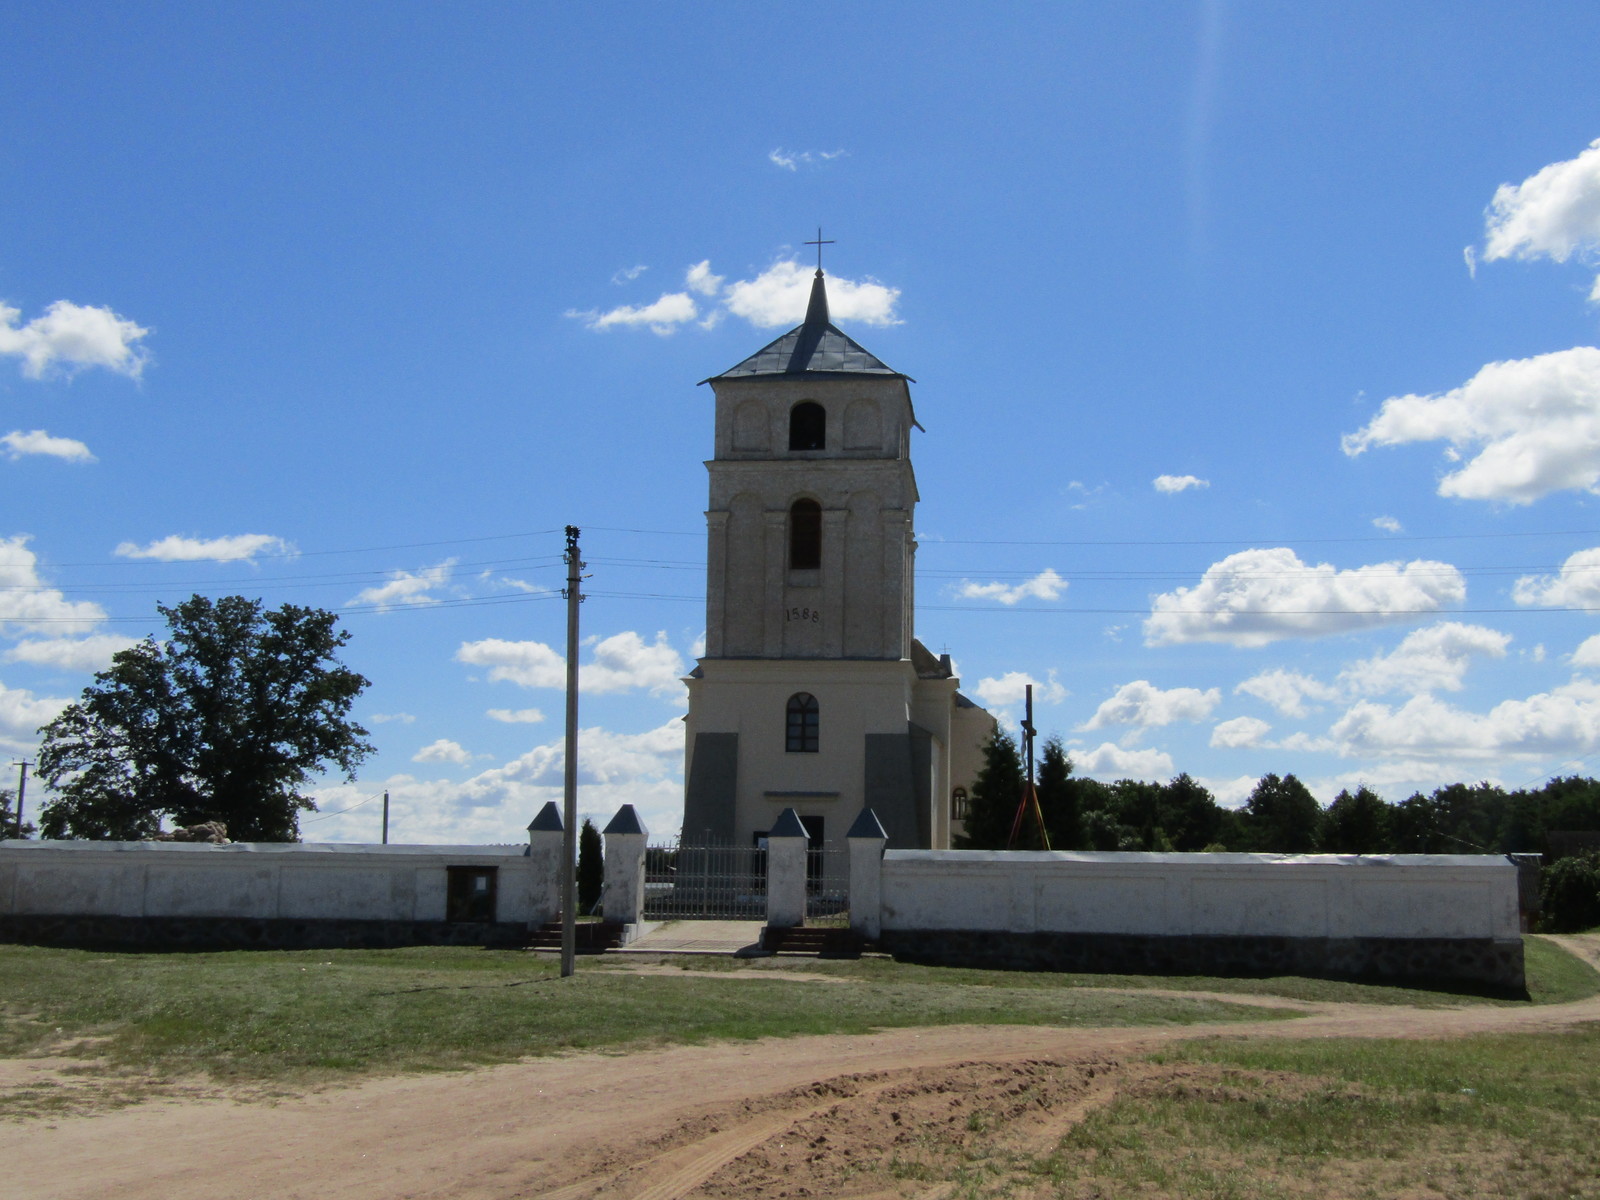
[{"x1": 703, "y1": 269, "x2": 911, "y2": 383}]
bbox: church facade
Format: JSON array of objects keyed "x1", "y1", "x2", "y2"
[{"x1": 681, "y1": 268, "x2": 995, "y2": 852}]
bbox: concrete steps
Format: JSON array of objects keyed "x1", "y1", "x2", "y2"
[
  {"x1": 760, "y1": 925, "x2": 868, "y2": 957},
  {"x1": 525, "y1": 919, "x2": 626, "y2": 953}
]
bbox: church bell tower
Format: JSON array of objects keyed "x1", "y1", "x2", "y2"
[{"x1": 681, "y1": 264, "x2": 993, "y2": 852}]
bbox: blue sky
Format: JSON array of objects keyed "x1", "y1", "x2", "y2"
[{"x1": 8, "y1": 2, "x2": 1600, "y2": 843}]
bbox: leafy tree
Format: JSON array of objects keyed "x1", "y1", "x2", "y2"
[
  {"x1": 1388, "y1": 791, "x2": 1442, "y2": 853},
  {"x1": 1035, "y1": 736, "x2": 1081, "y2": 849},
  {"x1": 36, "y1": 595, "x2": 372, "y2": 842},
  {"x1": 1162, "y1": 773, "x2": 1222, "y2": 851},
  {"x1": 1541, "y1": 851, "x2": 1600, "y2": 933},
  {"x1": 577, "y1": 818, "x2": 604, "y2": 913},
  {"x1": 1238, "y1": 773, "x2": 1321, "y2": 853},
  {"x1": 1321, "y1": 785, "x2": 1390, "y2": 854},
  {"x1": 0, "y1": 788, "x2": 35, "y2": 840},
  {"x1": 953, "y1": 729, "x2": 1025, "y2": 849}
]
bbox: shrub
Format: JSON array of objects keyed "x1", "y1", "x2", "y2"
[{"x1": 1541, "y1": 851, "x2": 1600, "y2": 933}]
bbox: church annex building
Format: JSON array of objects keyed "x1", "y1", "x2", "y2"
[{"x1": 681, "y1": 267, "x2": 996, "y2": 853}]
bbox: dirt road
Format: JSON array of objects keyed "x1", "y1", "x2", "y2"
[{"x1": 5, "y1": 946, "x2": 1599, "y2": 1200}]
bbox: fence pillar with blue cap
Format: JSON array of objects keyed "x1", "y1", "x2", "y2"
[
  {"x1": 527, "y1": 802, "x2": 565, "y2": 927},
  {"x1": 765, "y1": 807, "x2": 810, "y2": 929},
  {"x1": 601, "y1": 804, "x2": 650, "y2": 926},
  {"x1": 847, "y1": 807, "x2": 888, "y2": 940}
]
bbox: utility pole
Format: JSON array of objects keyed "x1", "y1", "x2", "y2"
[
  {"x1": 561, "y1": 526, "x2": 584, "y2": 979},
  {"x1": 381, "y1": 790, "x2": 389, "y2": 845},
  {"x1": 1006, "y1": 685, "x2": 1050, "y2": 850},
  {"x1": 11, "y1": 760, "x2": 29, "y2": 841}
]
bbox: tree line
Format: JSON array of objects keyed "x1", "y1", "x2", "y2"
[{"x1": 953, "y1": 730, "x2": 1600, "y2": 856}]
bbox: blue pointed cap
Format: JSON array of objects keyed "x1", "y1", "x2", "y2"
[
  {"x1": 527, "y1": 802, "x2": 563, "y2": 833},
  {"x1": 603, "y1": 804, "x2": 648, "y2": 836},
  {"x1": 847, "y1": 808, "x2": 888, "y2": 840},
  {"x1": 768, "y1": 807, "x2": 809, "y2": 838}
]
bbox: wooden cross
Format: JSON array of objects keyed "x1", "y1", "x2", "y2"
[{"x1": 804, "y1": 228, "x2": 835, "y2": 271}]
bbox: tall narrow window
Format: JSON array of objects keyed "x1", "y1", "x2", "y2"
[
  {"x1": 789, "y1": 401, "x2": 825, "y2": 451},
  {"x1": 786, "y1": 692, "x2": 819, "y2": 752},
  {"x1": 789, "y1": 499, "x2": 821, "y2": 570}
]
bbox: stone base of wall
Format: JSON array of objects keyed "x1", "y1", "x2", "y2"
[
  {"x1": 878, "y1": 929, "x2": 1526, "y2": 993},
  {"x1": 0, "y1": 914, "x2": 530, "y2": 952}
]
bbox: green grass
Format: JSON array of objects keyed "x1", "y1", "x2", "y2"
[
  {"x1": 0, "y1": 944, "x2": 1282, "y2": 1112},
  {"x1": 623, "y1": 932, "x2": 1600, "y2": 1008},
  {"x1": 1032, "y1": 1028, "x2": 1600, "y2": 1199},
  {"x1": 1, "y1": 934, "x2": 1593, "y2": 1123}
]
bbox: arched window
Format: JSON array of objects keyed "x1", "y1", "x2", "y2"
[
  {"x1": 786, "y1": 692, "x2": 819, "y2": 753},
  {"x1": 951, "y1": 787, "x2": 970, "y2": 822},
  {"x1": 789, "y1": 499, "x2": 821, "y2": 570},
  {"x1": 789, "y1": 402, "x2": 825, "y2": 451}
]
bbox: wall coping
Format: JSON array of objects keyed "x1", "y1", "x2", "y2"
[
  {"x1": 886, "y1": 849, "x2": 1514, "y2": 870},
  {"x1": 0, "y1": 840, "x2": 530, "y2": 859}
]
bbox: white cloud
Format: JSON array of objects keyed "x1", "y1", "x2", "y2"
[
  {"x1": 1330, "y1": 679, "x2": 1600, "y2": 761},
  {"x1": 583, "y1": 631, "x2": 686, "y2": 695},
  {"x1": 2, "y1": 430, "x2": 95, "y2": 464},
  {"x1": 1153, "y1": 474, "x2": 1208, "y2": 494},
  {"x1": 723, "y1": 260, "x2": 900, "y2": 328},
  {"x1": 973, "y1": 670, "x2": 1068, "y2": 711},
  {"x1": 611, "y1": 265, "x2": 648, "y2": 284},
  {"x1": 457, "y1": 638, "x2": 565, "y2": 688},
  {"x1": 1513, "y1": 546, "x2": 1600, "y2": 609},
  {"x1": 1372, "y1": 515, "x2": 1403, "y2": 533},
  {"x1": 768, "y1": 149, "x2": 845, "y2": 171},
  {"x1": 348, "y1": 560, "x2": 456, "y2": 611},
  {"x1": 1337, "y1": 622, "x2": 1510, "y2": 696},
  {"x1": 413, "y1": 739, "x2": 472, "y2": 766},
  {"x1": 1073, "y1": 742, "x2": 1175, "y2": 781},
  {"x1": 1342, "y1": 347, "x2": 1600, "y2": 504},
  {"x1": 1235, "y1": 669, "x2": 1341, "y2": 718},
  {"x1": 487, "y1": 707, "x2": 545, "y2": 724},
  {"x1": 0, "y1": 535, "x2": 106, "y2": 635},
  {"x1": 1574, "y1": 634, "x2": 1600, "y2": 668},
  {"x1": 311, "y1": 721, "x2": 687, "y2": 844},
  {"x1": 956, "y1": 568, "x2": 1066, "y2": 606},
  {"x1": 457, "y1": 630, "x2": 685, "y2": 696},
  {"x1": 1482, "y1": 138, "x2": 1600, "y2": 294},
  {"x1": 0, "y1": 679, "x2": 70, "y2": 753},
  {"x1": 568, "y1": 292, "x2": 698, "y2": 336},
  {"x1": 115, "y1": 533, "x2": 294, "y2": 563},
  {"x1": 685, "y1": 260, "x2": 724, "y2": 296},
  {"x1": 1144, "y1": 548, "x2": 1464, "y2": 647},
  {"x1": 1210, "y1": 716, "x2": 1271, "y2": 748},
  {"x1": 1082, "y1": 680, "x2": 1221, "y2": 730},
  {"x1": 6, "y1": 633, "x2": 137, "y2": 673},
  {"x1": 1199, "y1": 774, "x2": 1259, "y2": 810},
  {"x1": 0, "y1": 299, "x2": 150, "y2": 379},
  {"x1": 369, "y1": 712, "x2": 416, "y2": 724}
]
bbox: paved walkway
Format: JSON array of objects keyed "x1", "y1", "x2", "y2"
[{"x1": 619, "y1": 919, "x2": 767, "y2": 956}]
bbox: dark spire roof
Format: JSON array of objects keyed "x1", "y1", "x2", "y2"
[{"x1": 704, "y1": 270, "x2": 910, "y2": 382}]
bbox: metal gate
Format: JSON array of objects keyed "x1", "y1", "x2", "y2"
[
  {"x1": 644, "y1": 840, "x2": 766, "y2": 919},
  {"x1": 643, "y1": 839, "x2": 849, "y2": 921}
]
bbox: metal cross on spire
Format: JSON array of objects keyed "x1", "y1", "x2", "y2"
[{"x1": 804, "y1": 227, "x2": 835, "y2": 272}]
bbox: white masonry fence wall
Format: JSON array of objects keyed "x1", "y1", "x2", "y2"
[
  {"x1": 848, "y1": 844, "x2": 1526, "y2": 990},
  {"x1": 0, "y1": 839, "x2": 543, "y2": 950}
]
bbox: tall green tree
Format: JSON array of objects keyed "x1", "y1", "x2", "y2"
[
  {"x1": 1321, "y1": 785, "x2": 1390, "y2": 853},
  {"x1": 1162, "y1": 773, "x2": 1222, "y2": 851},
  {"x1": 953, "y1": 729, "x2": 1025, "y2": 849},
  {"x1": 1, "y1": 788, "x2": 35, "y2": 840},
  {"x1": 1238, "y1": 773, "x2": 1322, "y2": 853},
  {"x1": 1035, "y1": 736, "x2": 1081, "y2": 849},
  {"x1": 577, "y1": 818, "x2": 604, "y2": 913},
  {"x1": 36, "y1": 596, "x2": 372, "y2": 842}
]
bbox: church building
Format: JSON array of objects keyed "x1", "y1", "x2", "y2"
[{"x1": 681, "y1": 266, "x2": 996, "y2": 852}]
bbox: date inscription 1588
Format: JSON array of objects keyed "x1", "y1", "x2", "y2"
[{"x1": 784, "y1": 606, "x2": 822, "y2": 624}]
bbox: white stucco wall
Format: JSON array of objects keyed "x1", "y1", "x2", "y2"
[
  {"x1": 0, "y1": 840, "x2": 537, "y2": 923},
  {"x1": 878, "y1": 850, "x2": 1521, "y2": 941}
]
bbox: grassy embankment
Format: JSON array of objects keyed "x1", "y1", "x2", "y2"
[{"x1": 0, "y1": 933, "x2": 1594, "y2": 1120}]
